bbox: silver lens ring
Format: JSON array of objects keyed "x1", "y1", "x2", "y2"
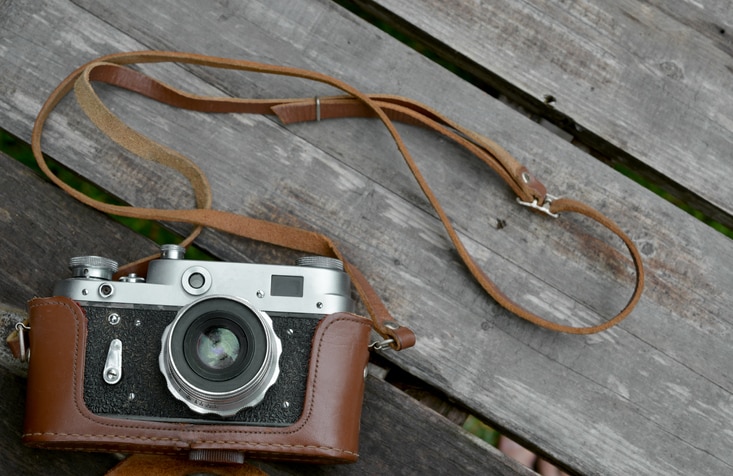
[{"x1": 159, "y1": 295, "x2": 282, "y2": 417}]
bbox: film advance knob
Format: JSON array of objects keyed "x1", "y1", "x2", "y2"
[
  {"x1": 69, "y1": 255, "x2": 119, "y2": 280},
  {"x1": 296, "y1": 256, "x2": 344, "y2": 270}
]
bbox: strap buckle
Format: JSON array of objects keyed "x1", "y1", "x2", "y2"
[{"x1": 517, "y1": 194, "x2": 559, "y2": 218}]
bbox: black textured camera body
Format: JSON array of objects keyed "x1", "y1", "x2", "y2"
[{"x1": 83, "y1": 303, "x2": 319, "y2": 426}]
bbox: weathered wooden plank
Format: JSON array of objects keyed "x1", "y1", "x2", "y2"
[
  {"x1": 1, "y1": 1, "x2": 733, "y2": 474},
  {"x1": 0, "y1": 153, "x2": 530, "y2": 474},
  {"x1": 353, "y1": 0, "x2": 733, "y2": 227}
]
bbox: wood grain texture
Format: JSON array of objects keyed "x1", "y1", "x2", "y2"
[
  {"x1": 1, "y1": 0, "x2": 732, "y2": 474},
  {"x1": 355, "y1": 0, "x2": 733, "y2": 227}
]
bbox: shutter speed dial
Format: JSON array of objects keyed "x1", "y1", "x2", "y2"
[
  {"x1": 69, "y1": 256, "x2": 119, "y2": 280},
  {"x1": 296, "y1": 256, "x2": 344, "y2": 271}
]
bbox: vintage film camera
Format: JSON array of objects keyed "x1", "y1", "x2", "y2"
[{"x1": 23, "y1": 245, "x2": 373, "y2": 463}]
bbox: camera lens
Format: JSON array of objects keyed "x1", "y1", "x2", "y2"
[{"x1": 159, "y1": 296, "x2": 282, "y2": 417}]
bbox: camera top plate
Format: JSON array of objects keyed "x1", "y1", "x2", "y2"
[{"x1": 55, "y1": 254, "x2": 353, "y2": 316}]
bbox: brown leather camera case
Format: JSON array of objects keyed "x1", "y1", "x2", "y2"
[{"x1": 23, "y1": 297, "x2": 372, "y2": 463}]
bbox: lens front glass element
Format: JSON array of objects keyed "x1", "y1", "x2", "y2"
[
  {"x1": 197, "y1": 326, "x2": 240, "y2": 370},
  {"x1": 181, "y1": 311, "x2": 257, "y2": 383}
]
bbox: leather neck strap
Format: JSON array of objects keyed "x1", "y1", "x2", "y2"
[{"x1": 31, "y1": 51, "x2": 644, "y2": 347}]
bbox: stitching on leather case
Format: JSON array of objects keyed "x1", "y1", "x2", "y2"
[{"x1": 25, "y1": 299, "x2": 370, "y2": 455}]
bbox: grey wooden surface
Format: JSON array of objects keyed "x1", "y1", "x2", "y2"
[
  {"x1": 1, "y1": 0, "x2": 732, "y2": 474},
  {"x1": 0, "y1": 152, "x2": 531, "y2": 476},
  {"x1": 353, "y1": 0, "x2": 733, "y2": 228}
]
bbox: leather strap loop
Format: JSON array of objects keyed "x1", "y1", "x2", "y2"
[{"x1": 30, "y1": 50, "x2": 644, "y2": 343}]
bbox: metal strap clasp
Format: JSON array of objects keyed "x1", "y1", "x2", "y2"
[
  {"x1": 369, "y1": 338, "x2": 395, "y2": 351},
  {"x1": 15, "y1": 322, "x2": 30, "y2": 362},
  {"x1": 517, "y1": 194, "x2": 559, "y2": 218}
]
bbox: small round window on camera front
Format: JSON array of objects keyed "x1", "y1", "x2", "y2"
[
  {"x1": 98, "y1": 283, "x2": 115, "y2": 298},
  {"x1": 188, "y1": 273, "x2": 205, "y2": 289},
  {"x1": 182, "y1": 266, "x2": 212, "y2": 295}
]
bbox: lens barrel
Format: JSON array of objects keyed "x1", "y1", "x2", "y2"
[{"x1": 159, "y1": 296, "x2": 282, "y2": 417}]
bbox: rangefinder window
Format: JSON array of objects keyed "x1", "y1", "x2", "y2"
[{"x1": 270, "y1": 275, "x2": 304, "y2": 297}]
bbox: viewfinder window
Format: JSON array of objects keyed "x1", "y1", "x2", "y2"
[{"x1": 270, "y1": 275, "x2": 304, "y2": 297}]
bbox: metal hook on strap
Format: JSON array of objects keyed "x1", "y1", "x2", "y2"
[
  {"x1": 15, "y1": 322, "x2": 30, "y2": 362},
  {"x1": 369, "y1": 338, "x2": 395, "y2": 351},
  {"x1": 517, "y1": 194, "x2": 560, "y2": 218}
]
